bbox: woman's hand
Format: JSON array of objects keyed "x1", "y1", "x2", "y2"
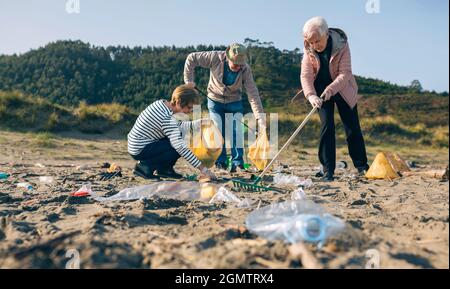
[
  {"x1": 199, "y1": 165, "x2": 217, "y2": 181},
  {"x1": 308, "y1": 95, "x2": 323, "y2": 108}
]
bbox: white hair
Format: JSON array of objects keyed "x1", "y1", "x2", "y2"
[{"x1": 303, "y1": 16, "x2": 329, "y2": 38}]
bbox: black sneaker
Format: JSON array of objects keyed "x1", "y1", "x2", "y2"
[
  {"x1": 215, "y1": 162, "x2": 228, "y2": 170},
  {"x1": 357, "y1": 165, "x2": 370, "y2": 176},
  {"x1": 229, "y1": 163, "x2": 245, "y2": 173},
  {"x1": 133, "y1": 162, "x2": 158, "y2": 179},
  {"x1": 155, "y1": 167, "x2": 183, "y2": 179},
  {"x1": 321, "y1": 173, "x2": 335, "y2": 182}
]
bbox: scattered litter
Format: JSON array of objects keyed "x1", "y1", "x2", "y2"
[
  {"x1": 341, "y1": 173, "x2": 358, "y2": 181},
  {"x1": 291, "y1": 188, "x2": 306, "y2": 200},
  {"x1": 99, "y1": 163, "x2": 123, "y2": 180},
  {"x1": 75, "y1": 164, "x2": 90, "y2": 171},
  {"x1": 337, "y1": 161, "x2": 348, "y2": 169},
  {"x1": 406, "y1": 160, "x2": 417, "y2": 168},
  {"x1": 245, "y1": 200, "x2": 345, "y2": 246},
  {"x1": 34, "y1": 163, "x2": 46, "y2": 168},
  {"x1": 39, "y1": 176, "x2": 54, "y2": 184},
  {"x1": 209, "y1": 187, "x2": 255, "y2": 208},
  {"x1": 71, "y1": 183, "x2": 92, "y2": 197},
  {"x1": 0, "y1": 172, "x2": 9, "y2": 179},
  {"x1": 17, "y1": 182, "x2": 33, "y2": 191},
  {"x1": 106, "y1": 163, "x2": 121, "y2": 173},
  {"x1": 402, "y1": 168, "x2": 449, "y2": 180},
  {"x1": 273, "y1": 173, "x2": 313, "y2": 188},
  {"x1": 91, "y1": 181, "x2": 218, "y2": 202}
]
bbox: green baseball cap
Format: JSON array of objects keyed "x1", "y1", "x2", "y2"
[{"x1": 226, "y1": 43, "x2": 248, "y2": 65}]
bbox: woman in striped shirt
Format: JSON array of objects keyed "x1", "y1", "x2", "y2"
[{"x1": 128, "y1": 84, "x2": 217, "y2": 180}]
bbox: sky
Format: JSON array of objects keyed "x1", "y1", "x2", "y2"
[{"x1": 0, "y1": 0, "x2": 448, "y2": 92}]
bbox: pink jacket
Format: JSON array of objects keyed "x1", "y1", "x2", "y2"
[{"x1": 300, "y1": 28, "x2": 360, "y2": 109}]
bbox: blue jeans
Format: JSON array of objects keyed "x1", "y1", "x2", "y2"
[{"x1": 207, "y1": 98, "x2": 244, "y2": 166}]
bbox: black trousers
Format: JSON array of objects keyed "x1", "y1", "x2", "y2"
[
  {"x1": 130, "y1": 138, "x2": 180, "y2": 170},
  {"x1": 318, "y1": 94, "x2": 369, "y2": 174}
]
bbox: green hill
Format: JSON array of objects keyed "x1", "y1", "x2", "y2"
[{"x1": 2, "y1": 40, "x2": 446, "y2": 111}]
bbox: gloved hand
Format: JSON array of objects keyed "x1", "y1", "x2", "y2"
[
  {"x1": 322, "y1": 88, "x2": 334, "y2": 101},
  {"x1": 201, "y1": 118, "x2": 214, "y2": 127},
  {"x1": 199, "y1": 165, "x2": 217, "y2": 181},
  {"x1": 308, "y1": 95, "x2": 323, "y2": 108},
  {"x1": 257, "y1": 117, "x2": 267, "y2": 133}
]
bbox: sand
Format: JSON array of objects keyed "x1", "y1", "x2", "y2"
[{"x1": 0, "y1": 131, "x2": 448, "y2": 268}]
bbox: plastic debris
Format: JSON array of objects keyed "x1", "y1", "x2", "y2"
[
  {"x1": 273, "y1": 173, "x2": 313, "y2": 188},
  {"x1": 337, "y1": 161, "x2": 348, "y2": 169},
  {"x1": 291, "y1": 188, "x2": 306, "y2": 200},
  {"x1": 366, "y1": 152, "x2": 410, "y2": 179},
  {"x1": 0, "y1": 172, "x2": 9, "y2": 179},
  {"x1": 34, "y1": 163, "x2": 46, "y2": 168},
  {"x1": 17, "y1": 182, "x2": 33, "y2": 191},
  {"x1": 39, "y1": 176, "x2": 54, "y2": 184},
  {"x1": 72, "y1": 183, "x2": 92, "y2": 197},
  {"x1": 245, "y1": 200, "x2": 345, "y2": 246},
  {"x1": 209, "y1": 187, "x2": 255, "y2": 208},
  {"x1": 91, "y1": 181, "x2": 217, "y2": 202}
]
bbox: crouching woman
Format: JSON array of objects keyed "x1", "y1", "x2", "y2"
[{"x1": 127, "y1": 84, "x2": 217, "y2": 180}]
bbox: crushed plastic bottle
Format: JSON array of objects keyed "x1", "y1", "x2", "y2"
[
  {"x1": 0, "y1": 172, "x2": 9, "y2": 179},
  {"x1": 273, "y1": 173, "x2": 313, "y2": 188},
  {"x1": 245, "y1": 200, "x2": 345, "y2": 246}
]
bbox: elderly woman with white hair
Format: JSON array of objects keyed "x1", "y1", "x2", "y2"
[{"x1": 301, "y1": 16, "x2": 369, "y2": 181}]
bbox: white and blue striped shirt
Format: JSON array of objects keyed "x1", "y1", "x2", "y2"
[{"x1": 127, "y1": 100, "x2": 202, "y2": 168}]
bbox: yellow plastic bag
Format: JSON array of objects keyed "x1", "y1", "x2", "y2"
[
  {"x1": 190, "y1": 123, "x2": 224, "y2": 168},
  {"x1": 365, "y1": 152, "x2": 410, "y2": 180},
  {"x1": 248, "y1": 132, "x2": 271, "y2": 171}
]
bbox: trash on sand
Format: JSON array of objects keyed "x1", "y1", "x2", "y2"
[
  {"x1": 106, "y1": 163, "x2": 121, "y2": 173},
  {"x1": 34, "y1": 163, "x2": 46, "y2": 168},
  {"x1": 39, "y1": 176, "x2": 54, "y2": 184},
  {"x1": 91, "y1": 181, "x2": 218, "y2": 202},
  {"x1": 291, "y1": 188, "x2": 306, "y2": 200},
  {"x1": 402, "y1": 167, "x2": 449, "y2": 180},
  {"x1": 98, "y1": 163, "x2": 123, "y2": 181},
  {"x1": 209, "y1": 187, "x2": 255, "y2": 208},
  {"x1": 245, "y1": 200, "x2": 345, "y2": 246},
  {"x1": 17, "y1": 182, "x2": 33, "y2": 191},
  {"x1": 406, "y1": 160, "x2": 417, "y2": 168},
  {"x1": 365, "y1": 152, "x2": 410, "y2": 180},
  {"x1": 337, "y1": 161, "x2": 348, "y2": 169},
  {"x1": 72, "y1": 183, "x2": 92, "y2": 197},
  {"x1": 0, "y1": 173, "x2": 9, "y2": 179},
  {"x1": 273, "y1": 173, "x2": 313, "y2": 188}
]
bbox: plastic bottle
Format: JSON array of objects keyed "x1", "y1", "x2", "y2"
[
  {"x1": 0, "y1": 173, "x2": 9, "y2": 179},
  {"x1": 246, "y1": 200, "x2": 345, "y2": 245}
]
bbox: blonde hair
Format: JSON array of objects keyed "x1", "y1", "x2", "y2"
[{"x1": 170, "y1": 84, "x2": 199, "y2": 107}]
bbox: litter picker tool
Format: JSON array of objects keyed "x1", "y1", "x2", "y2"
[{"x1": 231, "y1": 92, "x2": 324, "y2": 192}]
